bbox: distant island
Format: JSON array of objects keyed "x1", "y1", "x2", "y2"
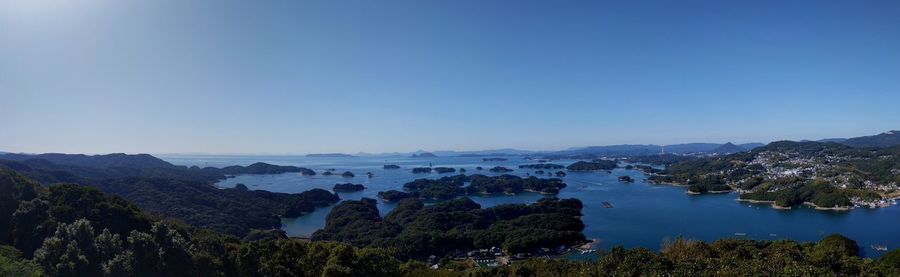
[
  {"x1": 220, "y1": 162, "x2": 317, "y2": 176},
  {"x1": 482, "y1": 157, "x2": 508, "y2": 161},
  {"x1": 306, "y1": 153, "x2": 355, "y2": 158},
  {"x1": 341, "y1": 171, "x2": 355, "y2": 178},
  {"x1": 410, "y1": 152, "x2": 437, "y2": 158},
  {"x1": 412, "y1": 167, "x2": 432, "y2": 174},
  {"x1": 383, "y1": 164, "x2": 401, "y2": 169},
  {"x1": 566, "y1": 160, "x2": 618, "y2": 171},
  {"x1": 333, "y1": 183, "x2": 366, "y2": 192},
  {"x1": 519, "y1": 163, "x2": 565, "y2": 169},
  {"x1": 618, "y1": 176, "x2": 635, "y2": 183}
]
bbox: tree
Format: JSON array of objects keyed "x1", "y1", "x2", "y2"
[{"x1": 33, "y1": 219, "x2": 100, "y2": 277}]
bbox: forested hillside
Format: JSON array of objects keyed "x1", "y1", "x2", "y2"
[{"x1": 0, "y1": 154, "x2": 338, "y2": 236}]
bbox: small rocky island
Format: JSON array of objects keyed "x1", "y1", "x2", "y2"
[
  {"x1": 341, "y1": 171, "x2": 355, "y2": 178},
  {"x1": 412, "y1": 167, "x2": 432, "y2": 174},
  {"x1": 618, "y1": 176, "x2": 634, "y2": 183},
  {"x1": 482, "y1": 157, "x2": 508, "y2": 161},
  {"x1": 383, "y1": 164, "x2": 401, "y2": 169},
  {"x1": 333, "y1": 183, "x2": 366, "y2": 192}
]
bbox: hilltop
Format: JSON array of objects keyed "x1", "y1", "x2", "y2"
[{"x1": 841, "y1": 130, "x2": 900, "y2": 148}]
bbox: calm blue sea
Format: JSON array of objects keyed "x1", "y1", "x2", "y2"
[{"x1": 160, "y1": 155, "x2": 900, "y2": 257}]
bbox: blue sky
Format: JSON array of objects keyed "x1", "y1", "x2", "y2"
[{"x1": 1, "y1": 0, "x2": 898, "y2": 154}]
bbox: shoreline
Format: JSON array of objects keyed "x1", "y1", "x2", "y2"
[{"x1": 736, "y1": 199, "x2": 793, "y2": 210}]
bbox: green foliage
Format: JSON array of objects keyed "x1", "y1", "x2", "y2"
[
  {"x1": 312, "y1": 197, "x2": 585, "y2": 259},
  {"x1": 739, "y1": 181, "x2": 853, "y2": 208},
  {"x1": 0, "y1": 245, "x2": 41, "y2": 277}
]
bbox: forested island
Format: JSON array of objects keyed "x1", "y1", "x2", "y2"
[
  {"x1": 218, "y1": 162, "x2": 318, "y2": 176},
  {"x1": 488, "y1": 166, "x2": 514, "y2": 173},
  {"x1": 333, "y1": 183, "x2": 366, "y2": 192},
  {"x1": 388, "y1": 174, "x2": 567, "y2": 200},
  {"x1": 384, "y1": 164, "x2": 401, "y2": 169},
  {"x1": 566, "y1": 160, "x2": 618, "y2": 171},
  {"x1": 433, "y1": 167, "x2": 456, "y2": 174},
  {"x1": 412, "y1": 167, "x2": 432, "y2": 174},
  {"x1": 648, "y1": 141, "x2": 899, "y2": 209},
  {"x1": 311, "y1": 197, "x2": 586, "y2": 259},
  {"x1": 378, "y1": 190, "x2": 415, "y2": 202},
  {"x1": 518, "y1": 163, "x2": 565, "y2": 169}
]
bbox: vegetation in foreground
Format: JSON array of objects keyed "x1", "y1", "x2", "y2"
[{"x1": 3, "y1": 168, "x2": 900, "y2": 276}]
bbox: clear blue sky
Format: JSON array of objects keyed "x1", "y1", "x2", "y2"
[{"x1": 1, "y1": 0, "x2": 898, "y2": 154}]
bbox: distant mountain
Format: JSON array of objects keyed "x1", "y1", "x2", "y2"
[
  {"x1": 817, "y1": 138, "x2": 847, "y2": 143},
  {"x1": 433, "y1": 148, "x2": 537, "y2": 157},
  {"x1": 544, "y1": 142, "x2": 765, "y2": 157},
  {"x1": 738, "y1": 143, "x2": 765, "y2": 150},
  {"x1": 306, "y1": 153, "x2": 355, "y2": 158},
  {"x1": 0, "y1": 152, "x2": 174, "y2": 169},
  {"x1": 840, "y1": 130, "x2": 900, "y2": 148},
  {"x1": 711, "y1": 142, "x2": 746, "y2": 154}
]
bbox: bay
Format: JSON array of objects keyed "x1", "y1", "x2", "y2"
[{"x1": 161, "y1": 154, "x2": 900, "y2": 257}]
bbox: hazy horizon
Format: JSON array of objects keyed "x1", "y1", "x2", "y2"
[
  {"x1": 2, "y1": 129, "x2": 895, "y2": 156},
  {"x1": 3, "y1": 0, "x2": 899, "y2": 154}
]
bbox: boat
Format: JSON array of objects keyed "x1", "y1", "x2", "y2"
[
  {"x1": 871, "y1": 244, "x2": 888, "y2": 252},
  {"x1": 602, "y1": 202, "x2": 613, "y2": 208},
  {"x1": 734, "y1": 233, "x2": 747, "y2": 236}
]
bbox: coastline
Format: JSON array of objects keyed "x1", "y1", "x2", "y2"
[{"x1": 736, "y1": 199, "x2": 793, "y2": 210}]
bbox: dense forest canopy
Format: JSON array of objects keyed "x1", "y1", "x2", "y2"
[{"x1": 311, "y1": 197, "x2": 586, "y2": 259}]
